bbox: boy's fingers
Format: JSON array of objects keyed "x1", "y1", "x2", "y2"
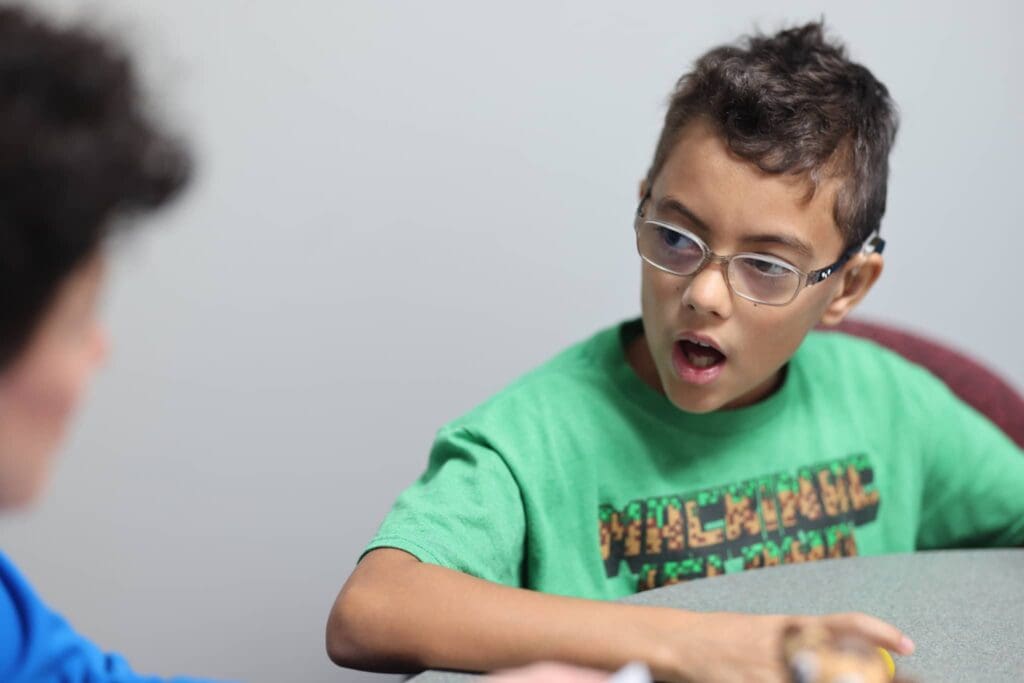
[{"x1": 822, "y1": 612, "x2": 915, "y2": 655}]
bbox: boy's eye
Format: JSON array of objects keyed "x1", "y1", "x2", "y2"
[
  {"x1": 656, "y1": 226, "x2": 700, "y2": 253},
  {"x1": 742, "y1": 257, "x2": 792, "y2": 277}
]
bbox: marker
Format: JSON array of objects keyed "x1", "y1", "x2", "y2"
[{"x1": 877, "y1": 648, "x2": 896, "y2": 679}]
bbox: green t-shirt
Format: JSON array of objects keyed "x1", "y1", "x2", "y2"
[{"x1": 365, "y1": 320, "x2": 1024, "y2": 599}]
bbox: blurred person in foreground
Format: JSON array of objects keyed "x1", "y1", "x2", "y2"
[{"x1": 0, "y1": 5, "x2": 223, "y2": 681}]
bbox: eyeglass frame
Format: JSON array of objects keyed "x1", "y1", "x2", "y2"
[{"x1": 634, "y1": 190, "x2": 886, "y2": 306}]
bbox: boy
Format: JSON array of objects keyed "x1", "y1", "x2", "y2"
[
  {"x1": 327, "y1": 21, "x2": 1024, "y2": 682},
  {"x1": 0, "y1": 6, "x2": 219, "y2": 681}
]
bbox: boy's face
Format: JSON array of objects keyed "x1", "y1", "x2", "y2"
[
  {"x1": 0, "y1": 255, "x2": 108, "y2": 508},
  {"x1": 631, "y1": 118, "x2": 882, "y2": 413}
]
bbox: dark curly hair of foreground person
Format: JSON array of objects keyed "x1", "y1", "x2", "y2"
[{"x1": 0, "y1": 4, "x2": 191, "y2": 369}]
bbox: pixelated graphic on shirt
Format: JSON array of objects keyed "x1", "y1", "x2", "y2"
[{"x1": 598, "y1": 454, "x2": 880, "y2": 591}]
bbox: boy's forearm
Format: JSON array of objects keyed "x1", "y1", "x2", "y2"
[{"x1": 326, "y1": 549, "x2": 681, "y2": 678}]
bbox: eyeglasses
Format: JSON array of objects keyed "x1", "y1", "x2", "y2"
[{"x1": 634, "y1": 193, "x2": 885, "y2": 306}]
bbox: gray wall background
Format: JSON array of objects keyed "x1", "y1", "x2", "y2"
[{"x1": 2, "y1": 1, "x2": 1020, "y2": 682}]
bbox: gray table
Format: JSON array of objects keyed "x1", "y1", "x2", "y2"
[{"x1": 413, "y1": 549, "x2": 1024, "y2": 682}]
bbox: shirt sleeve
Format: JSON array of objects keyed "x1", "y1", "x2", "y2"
[
  {"x1": 914, "y1": 375, "x2": 1024, "y2": 549},
  {"x1": 363, "y1": 425, "x2": 528, "y2": 587},
  {"x1": 0, "y1": 552, "x2": 219, "y2": 683}
]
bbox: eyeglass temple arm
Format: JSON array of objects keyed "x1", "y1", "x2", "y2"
[{"x1": 808, "y1": 233, "x2": 886, "y2": 285}]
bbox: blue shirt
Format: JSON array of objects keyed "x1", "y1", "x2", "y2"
[{"x1": 0, "y1": 550, "x2": 215, "y2": 682}]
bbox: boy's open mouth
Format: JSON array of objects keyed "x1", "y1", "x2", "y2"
[
  {"x1": 672, "y1": 338, "x2": 727, "y2": 384},
  {"x1": 680, "y1": 340, "x2": 726, "y2": 368}
]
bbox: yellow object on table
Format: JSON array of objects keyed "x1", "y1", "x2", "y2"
[{"x1": 877, "y1": 648, "x2": 896, "y2": 679}]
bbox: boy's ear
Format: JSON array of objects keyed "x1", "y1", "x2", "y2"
[
  {"x1": 638, "y1": 178, "x2": 649, "y2": 201},
  {"x1": 818, "y1": 253, "x2": 884, "y2": 327}
]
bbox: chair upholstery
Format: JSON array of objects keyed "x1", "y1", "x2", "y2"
[{"x1": 820, "y1": 319, "x2": 1024, "y2": 448}]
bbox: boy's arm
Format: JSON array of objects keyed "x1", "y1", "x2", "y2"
[{"x1": 326, "y1": 548, "x2": 913, "y2": 681}]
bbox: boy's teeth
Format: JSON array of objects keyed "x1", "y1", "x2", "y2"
[{"x1": 691, "y1": 354, "x2": 716, "y2": 368}]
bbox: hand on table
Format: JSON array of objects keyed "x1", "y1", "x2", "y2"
[
  {"x1": 655, "y1": 610, "x2": 913, "y2": 683},
  {"x1": 484, "y1": 610, "x2": 913, "y2": 683}
]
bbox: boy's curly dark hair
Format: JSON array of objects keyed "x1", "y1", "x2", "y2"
[
  {"x1": 0, "y1": 5, "x2": 191, "y2": 369},
  {"x1": 646, "y1": 21, "x2": 898, "y2": 249}
]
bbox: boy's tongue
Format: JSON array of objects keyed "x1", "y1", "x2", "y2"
[{"x1": 680, "y1": 340, "x2": 725, "y2": 369}]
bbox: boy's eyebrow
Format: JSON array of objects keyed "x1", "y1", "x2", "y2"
[
  {"x1": 656, "y1": 195, "x2": 815, "y2": 259},
  {"x1": 656, "y1": 196, "x2": 711, "y2": 233}
]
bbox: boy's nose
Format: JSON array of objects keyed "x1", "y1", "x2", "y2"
[{"x1": 680, "y1": 261, "x2": 732, "y2": 318}]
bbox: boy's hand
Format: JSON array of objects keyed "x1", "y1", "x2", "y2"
[{"x1": 657, "y1": 611, "x2": 913, "y2": 683}]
